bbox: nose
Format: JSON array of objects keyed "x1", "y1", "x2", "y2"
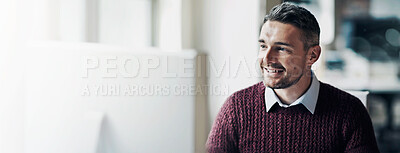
[{"x1": 259, "y1": 47, "x2": 276, "y2": 64}]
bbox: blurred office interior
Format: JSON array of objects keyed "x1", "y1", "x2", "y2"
[
  {"x1": 294, "y1": 0, "x2": 400, "y2": 152},
  {"x1": 0, "y1": 0, "x2": 399, "y2": 152}
]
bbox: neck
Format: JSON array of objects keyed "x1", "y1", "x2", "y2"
[{"x1": 274, "y1": 71, "x2": 312, "y2": 105}]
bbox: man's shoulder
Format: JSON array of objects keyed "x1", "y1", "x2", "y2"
[
  {"x1": 227, "y1": 81, "x2": 264, "y2": 101},
  {"x1": 318, "y1": 82, "x2": 366, "y2": 111},
  {"x1": 217, "y1": 81, "x2": 264, "y2": 117}
]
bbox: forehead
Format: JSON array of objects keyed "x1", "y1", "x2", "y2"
[{"x1": 259, "y1": 21, "x2": 303, "y2": 44}]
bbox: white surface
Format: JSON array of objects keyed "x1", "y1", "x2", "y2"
[
  {"x1": 24, "y1": 41, "x2": 196, "y2": 153},
  {"x1": 83, "y1": 111, "x2": 104, "y2": 153}
]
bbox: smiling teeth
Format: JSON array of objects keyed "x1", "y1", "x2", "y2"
[{"x1": 266, "y1": 69, "x2": 283, "y2": 73}]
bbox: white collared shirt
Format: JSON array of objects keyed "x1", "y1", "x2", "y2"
[{"x1": 265, "y1": 72, "x2": 320, "y2": 114}]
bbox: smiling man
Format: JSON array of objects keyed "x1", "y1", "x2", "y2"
[{"x1": 206, "y1": 2, "x2": 379, "y2": 153}]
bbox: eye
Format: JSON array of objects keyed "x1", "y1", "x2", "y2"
[
  {"x1": 260, "y1": 44, "x2": 266, "y2": 49},
  {"x1": 277, "y1": 47, "x2": 286, "y2": 51}
]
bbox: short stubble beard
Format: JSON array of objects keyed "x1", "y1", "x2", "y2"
[{"x1": 262, "y1": 68, "x2": 304, "y2": 89}]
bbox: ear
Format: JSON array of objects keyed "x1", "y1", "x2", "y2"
[{"x1": 306, "y1": 45, "x2": 321, "y2": 66}]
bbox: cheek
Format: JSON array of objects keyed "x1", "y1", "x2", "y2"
[
  {"x1": 284, "y1": 58, "x2": 304, "y2": 71},
  {"x1": 257, "y1": 58, "x2": 263, "y2": 66},
  {"x1": 258, "y1": 51, "x2": 266, "y2": 59},
  {"x1": 258, "y1": 53, "x2": 267, "y2": 64},
  {"x1": 257, "y1": 52, "x2": 266, "y2": 63}
]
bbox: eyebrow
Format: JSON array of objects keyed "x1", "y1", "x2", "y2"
[
  {"x1": 258, "y1": 39, "x2": 294, "y2": 48},
  {"x1": 274, "y1": 42, "x2": 294, "y2": 48}
]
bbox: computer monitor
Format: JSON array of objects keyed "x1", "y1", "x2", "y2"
[{"x1": 24, "y1": 41, "x2": 196, "y2": 153}]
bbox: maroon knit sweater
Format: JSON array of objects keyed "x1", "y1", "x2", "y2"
[{"x1": 206, "y1": 81, "x2": 380, "y2": 153}]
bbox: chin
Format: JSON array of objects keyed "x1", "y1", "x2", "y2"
[
  {"x1": 262, "y1": 79, "x2": 282, "y2": 89},
  {"x1": 262, "y1": 74, "x2": 301, "y2": 89}
]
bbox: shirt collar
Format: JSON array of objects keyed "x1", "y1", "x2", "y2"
[{"x1": 264, "y1": 72, "x2": 320, "y2": 114}]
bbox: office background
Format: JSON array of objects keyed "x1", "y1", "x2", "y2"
[{"x1": 0, "y1": 0, "x2": 399, "y2": 152}]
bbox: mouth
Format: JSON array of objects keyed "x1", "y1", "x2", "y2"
[
  {"x1": 264, "y1": 68, "x2": 285, "y2": 73},
  {"x1": 262, "y1": 66, "x2": 285, "y2": 77}
]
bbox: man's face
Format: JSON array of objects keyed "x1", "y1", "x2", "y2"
[{"x1": 258, "y1": 21, "x2": 310, "y2": 89}]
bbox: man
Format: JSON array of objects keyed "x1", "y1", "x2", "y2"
[{"x1": 206, "y1": 2, "x2": 379, "y2": 153}]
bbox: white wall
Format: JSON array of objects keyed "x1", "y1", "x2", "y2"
[
  {"x1": 0, "y1": 0, "x2": 25, "y2": 152},
  {"x1": 191, "y1": 0, "x2": 263, "y2": 143},
  {"x1": 98, "y1": 0, "x2": 152, "y2": 47}
]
